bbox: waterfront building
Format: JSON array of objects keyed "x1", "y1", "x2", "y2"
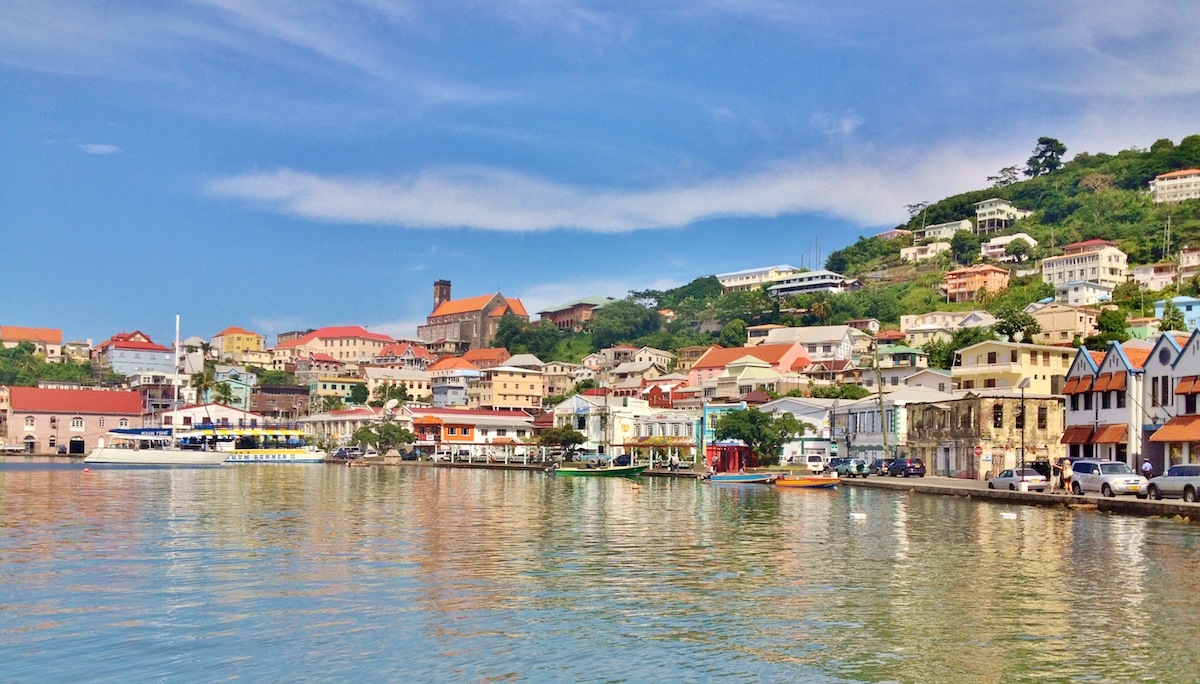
[
  {"x1": 466, "y1": 366, "x2": 546, "y2": 411},
  {"x1": 980, "y1": 233, "x2": 1038, "y2": 262},
  {"x1": 308, "y1": 376, "x2": 367, "y2": 411},
  {"x1": 900, "y1": 310, "x2": 995, "y2": 346},
  {"x1": 716, "y1": 264, "x2": 802, "y2": 293},
  {"x1": 766, "y1": 270, "x2": 860, "y2": 298},
  {"x1": 1133, "y1": 262, "x2": 1179, "y2": 292},
  {"x1": 626, "y1": 409, "x2": 701, "y2": 463},
  {"x1": 0, "y1": 386, "x2": 142, "y2": 454},
  {"x1": 831, "y1": 386, "x2": 956, "y2": 462},
  {"x1": 1154, "y1": 296, "x2": 1200, "y2": 331},
  {"x1": 1061, "y1": 342, "x2": 1149, "y2": 468},
  {"x1": 951, "y1": 340, "x2": 1073, "y2": 394},
  {"x1": 272, "y1": 326, "x2": 394, "y2": 366},
  {"x1": 1041, "y1": 239, "x2": 1129, "y2": 289},
  {"x1": 159, "y1": 403, "x2": 264, "y2": 430},
  {"x1": 760, "y1": 396, "x2": 837, "y2": 461},
  {"x1": 974, "y1": 198, "x2": 1033, "y2": 234},
  {"x1": 361, "y1": 367, "x2": 432, "y2": 402},
  {"x1": 428, "y1": 357, "x2": 482, "y2": 408},
  {"x1": 762, "y1": 325, "x2": 855, "y2": 363},
  {"x1": 1148, "y1": 168, "x2": 1200, "y2": 203},
  {"x1": 210, "y1": 326, "x2": 264, "y2": 359},
  {"x1": 416, "y1": 280, "x2": 529, "y2": 353},
  {"x1": 372, "y1": 342, "x2": 436, "y2": 371},
  {"x1": 688, "y1": 343, "x2": 810, "y2": 387},
  {"x1": 96, "y1": 331, "x2": 176, "y2": 376},
  {"x1": 537, "y1": 296, "x2": 615, "y2": 331},
  {"x1": 1056, "y1": 280, "x2": 1114, "y2": 307},
  {"x1": 1025, "y1": 303, "x2": 1099, "y2": 346},
  {"x1": 409, "y1": 407, "x2": 535, "y2": 458},
  {"x1": 1141, "y1": 333, "x2": 1186, "y2": 471},
  {"x1": 249, "y1": 384, "x2": 310, "y2": 422},
  {"x1": 901, "y1": 242, "x2": 951, "y2": 263},
  {"x1": 675, "y1": 345, "x2": 719, "y2": 372},
  {"x1": 906, "y1": 391, "x2": 1065, "y2": 479},
  {"x1": 1147, "y1": 330, "x2": 1200, "y2": 469},
  {"x1": 942, "y1": 264, "x2": 1010, "y2": 302},
  {"x1": 916, "y1": 218, "x2": 973, "y2": 241},
  {"x1": 1, "y1": 326, "x2": 63, "y2": 360},
  {"x1": 300, "y1": 405, "x2": 389, "y2": 444},
  {"x1": 552, "y1": 394, "x2": 658, "y2": 456}
]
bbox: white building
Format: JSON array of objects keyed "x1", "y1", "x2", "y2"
[
  {"x1": 980, "y1": 232, "x2": 1038, "y2": 262},
  {"x1": 716, "y1": 265, "x2": 802, "y2": 293},
  {"x1": 916, "y1": 219, "x2": 973, "y2": 241},
  {"x1": 1142, "y1": 334, "x2": 1184, "y2": 472},
  {"x1": 975, "y1": 198, "x2": 1033, "y2": 235},
  {"x1": 1056, "y1": 280, "x2": 1114, "y2": 307},
  {"x1": 761, "y1": 325, "x2": 854, "y2": 363},
  {"x1": 1148, "y1": 169, "x2": 1200, "y2": 204},
  {"x1": 1133, "y1": 262, "x2": 1179, "y2": 292},
  {"x1": 551, "y1": 394, "x2": 658, "y2": 457},
  {"x1": 759, "y1": 396, "x2": 839, "y2": 462},
  {"x1": 1041, "y1": 239, "x2": 1129, "y2": 289},
  {"x1": 901, "y1": 242, "x2": 951, "y2": 262},
  {"x1": 766, "y1": 270, "x2": 859, "y2": 298},
  {"x1": 1062, "y1": 342, "x2": 1147, "y2": 468},
  {"x1": 899, "y1": 310, "x2": 996, "y2": 347}
]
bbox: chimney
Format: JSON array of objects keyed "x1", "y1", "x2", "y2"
[{"x1": 434, "y1": 280, "x2": 452, "y2": 311}]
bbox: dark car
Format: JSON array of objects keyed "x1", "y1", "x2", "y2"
[
  {"x1": 868, "y1": 458, "x2": 892, "y2": 475},
  {"x1": 613, "y1": 454, "x2": 632, "y2": 466},
  {"x1": 887, "y1": 457, "x2": 926, "y2": 477}
]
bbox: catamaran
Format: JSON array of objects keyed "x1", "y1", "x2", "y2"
[
  {"x1": 178, "y1": 425, "x2": 326, "y2": 463},
  {"x1": 84, "y1": 428, "x2": 229, "y2": 466}
]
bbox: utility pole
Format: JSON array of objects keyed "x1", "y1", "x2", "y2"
[{"x1": 873, "y1": 340, "x2": 889, "y2": 458}]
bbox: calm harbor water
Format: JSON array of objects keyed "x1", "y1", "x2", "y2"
[{"x1": 2, "y1": 464, "x2": 1199, "y2": 682}]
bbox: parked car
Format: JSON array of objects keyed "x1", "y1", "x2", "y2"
[
  {"x1": 803, "y1": 454, "x2": 826, "y2": 474},
  {"x1": 868, "y1": 458, "x2": 892, "y2": 475},
  {"x1": 1147, "y1": 464, "x2": 1200, "y2": 501},
  {"x1": 827, "y1": 457, "x2": 846, "y2": 472},
  {"x1": 400, "y1": 449, "x2": 418, "y2": 461},
  {"x1": 988, "y1": 468, "x2": 1048, "y2": 492},
  {"x1": 330, "y1": 446, "x2": 361, "y2": 460},
  {"x1": 613, "y1": 454, "x2": 631, "y2": 466},
  {"x1": 887, "y1": 458, "x2": 926, "y2": 477},
  {"x1": 1070, "y1": 459, "x2": 1148, "y2": 497},
  {"x1": 836, "y1": 458, "x2": 870, "y2": 478}
]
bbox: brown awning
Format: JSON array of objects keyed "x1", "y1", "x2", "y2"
[
  {"x1": 1091, "y1": 424, "x2": 1128, "y2": 444},
  {"x1": 1175, "y1": 376, "x2": 1197, "y2": 395},
  {"x1": 1150, "y1": 415, "x2": 1200, "y2": 443},
  {"x1": 1063, "y1": 376, "x2": 1081, "y2": 395},
  {"x1": 1061, "y1": 425, "x2": 1094, "y2": 444},
  {"x1": 1075, "y1": 375, "x2": 1093, "y2": 393},
  {"x1": 1094, "y1": 373, "x2": 1113, "y2": 392},
  {"x1": 1107, "y1": 371, "x2": 1128, "y2": 393}
]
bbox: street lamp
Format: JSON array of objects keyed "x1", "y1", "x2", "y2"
[{"x1": 1017, "y1": 377, "x2": 1031, "y2": 484}]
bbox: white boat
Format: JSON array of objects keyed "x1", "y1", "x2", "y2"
[
  {"x1": 178, "y1": 426, "x2": 326, "y2": 464},
  {"x1": 84, "y1": 429, "x2": 228, "y2": 466}
]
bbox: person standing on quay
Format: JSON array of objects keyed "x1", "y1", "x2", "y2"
[
  {"x1": 1142, "y1": 458, "x2": 1154, "y2": 480},
  {"x1": 1061, "y1": 458, "x2": 1074, "y2": 494},
  {"x1": 1051, "y1": 457, "x2": 1063, "y2": 493}
]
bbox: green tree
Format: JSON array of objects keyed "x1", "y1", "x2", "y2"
[
  {"x1": 537, "y1": 426, "x2": 586, "y2": 450},
  {"x1": 923, "y1": 326, "x2": 999, "y2": 369},
  {"x1": 712, "y1": 408, "x2": 810, "y2": 467},
  {"x1": 810, "y1": 300, "x2": 832, "y2": 323},
  {"x1": 321, "y1": 396, "x2": 345, "y2": 412},
  {"x1": 349, "y1": 383, "x2": 369, "y2": 405},
  {"x1": 351, "y1": 422, "x2": 417, "y2": 454},
  {"x1": 590, "y1": 300, "x2": 662, "y2": 349},
  {"x1": 370, "y1": 383, "x2": 411, "y2": 407},
  {"x1": 212, "y1": 381, "x2": 238, "y2": 405},
  {"x1": 1024, "y1": 136, "x2": 1068, "y2": 177},
  {"x1": 720, "y1": 319, "x2": 747, "y2": 347},
  {"x1": 994, "y1": 307, "x2": 1042, "y2": 342},
  {"x1": 1004, "y1": 238, "x2": 1033, "y2": 262},
  {"x1": 257, "y1": 369, "x2": 296, "y2": 385},
  {"x1": 987, "y1": 166, "x2": 1020, "y2": 188},
  {"x1": 192, "y1": 370, "x2": 216, "y2": 402},
  {"x1": 573, "y1": 378, "x2": 597, "y2": 394},
  {"x1": 808, "y1": 384, "x2": 871, "y2": 400},
  {"x1": 950, "y1": 231, "x2": 982, "y2": 264},
  {"x1": 1160, "y1": 299, "x2": 1187, "y2": 332}
]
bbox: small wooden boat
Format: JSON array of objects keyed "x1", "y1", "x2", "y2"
[
  {"x1": 554, "y1": 464, "x2": 648, "y2": 478},
  {"x1": 776, "y1": 475, "x2": 839, "y2": 489},
  {"x1": 708, "y1": 472, "x2": 779, "y2": 484}
]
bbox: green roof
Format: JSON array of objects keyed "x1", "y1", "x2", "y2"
[
  {"x1": 878, "y1": 345, "x2": 926, "y2": 355},
  {"x1": 538, "y1": 296, "x2": 616, "y2": 314}
]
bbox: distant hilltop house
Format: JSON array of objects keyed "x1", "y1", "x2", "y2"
[
  {"x1": 1056, "y1": 280, "x2": 1114, "y2": 307},
  {"x1": 1148, "y1": 169, "x2": 1200, "y2": 203},
  {"x1": 1155, "y1": 297, "x2": 1200, "y2": 332},
  {"x1": 0, "y1": 326, "x2": 63, "y2": 360},
  {"x1": 766, "y1": 270, "x2": 860, "y2": 298},
  {"x1": 537, "y1": 296, "x2": 616, "y2": 331},
  {"x1": 1022, "y1": 302, "x2": 1099, "y2": 346},
  {"x1": 211, "y1": 326, "x2": 264, "y2": 360},
  {"x1": 901, "y1": 241, "x2": 950, "y2": 262},
  {"x1": 941, "y1": 264, "x2": 1010, "y2": 303},
  {"x1": 915, "y1": 219, "x2": 973, "y2": 241},
  {"x1": 715, "y1": 265, "x2": 803, "y2": 293},
  {"x1": 416, "y1": 280, "x2": 528, "y2": 354},
  {"x1": 1133, "y1": 262, "x2": 1179, "y2": 292},
  {"x1": 96, "y1": 331, "x2": 175, "y2": 376},
  {"x1": 1040, "y1": 239, "x2": 1129, "y2": 289},
  {"x1": 980, "y1": 233, "x2": 1038, "y2": 262},
  {"x1": 900, "y1": 310, "x2": 996, "y2": 347},
  {"x1": 974, "y1": 198, "x2": 1033, "y2": 235},
  {"x1": 874, "y1": 228, "x2": 911, "y2": 241}
]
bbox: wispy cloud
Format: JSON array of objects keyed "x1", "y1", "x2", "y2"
[
  {"x1": 79, "y1": 144, "x2": 121, "y2": 154},
  {"x1": 517, "y1": 277, "x2": 679, "y2": 319},
  {"x1": 810, "y1": 110, "x2": 863, "y2": 138},
  {"x1": 208, "y1": 143, "x2": 1009, "y2": 231}
]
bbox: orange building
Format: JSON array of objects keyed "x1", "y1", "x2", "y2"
[{"x1": 943, "y1": 264, "x2": 1010, "y2": 303}]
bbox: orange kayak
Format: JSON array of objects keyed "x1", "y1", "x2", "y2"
[{"x1": 776, "y1": 476, "x2": 839, "y2": 489}]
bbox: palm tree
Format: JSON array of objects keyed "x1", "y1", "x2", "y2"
[
  {"x1": 810, "y1": 300, "x2": 832, "y2": 323},
  {"x1": 192, "y1": 370, "x2": 215, "y2": 404},
  {"x1": 212, "y1": 381, "x2": 238, "y2": 406}
]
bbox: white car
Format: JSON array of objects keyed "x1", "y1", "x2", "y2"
[
  {"x1": 1070, "y1": 459, "x2": 1148, "y2": 497},
  {"x1": 988, "y1": 468, "x2": 1048, "y2": 492},
  {"x1": 804, "y1": 454, "x2": 826, "y2": 474}
]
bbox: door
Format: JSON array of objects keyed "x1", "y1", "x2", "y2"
[{"x1": 69, "y1": 437, "x2": 85, "y2": 455}]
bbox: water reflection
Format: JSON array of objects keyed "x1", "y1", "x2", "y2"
[{"x1": 1, "y1": 465, "x2": 1199, "y2": 681}]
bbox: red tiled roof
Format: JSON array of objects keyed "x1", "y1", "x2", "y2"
[
  {"x1": 275, "y1": 325, "x2": 393, "y2": 349},
  {"x1": 1156, "y1": 168, "x2": 1200, "y2": 180},
  {"x1": 875, "y1": 330, "x2": 906, "y2": 340},
  {"x1": 506, "y1": 299, "x2": 528, "y2": 317},
  {"x1": 1123, "y1": 348, "x2": 1150, "y2": 370},
  {"x1": 430, "y1": 294, "x2": 498, "y2": 317},
  {"x1": 489, "y1": 305, "x2": 509, "y2": 318},
  {"x1": 0, "y1": 326, "x2": 62, "y2": 345},
  {"x1": 1088, "y1": 351, "x2": 1106, "y2": 365},
  {"x1": 213, "y1": 326, "x2": 260, "y2": 338},
  {"x1": 1150, "y1": 415, "x2": 1200, "y2": 443},
  {"x1": 378, "y1": 342, "x2": 435, "y2": 359},
  {"x1": 428, "y1": 357, "x2": 480, "y2": 371},
  {"x1": 693, "y1": 344, "x2": 801, "y2": 370},
  {"x1": 7, "y1": 387, "x2": 142, "y2": 415},
  {"x1": 463, "y1": 348, "x2": 511, "y2": 363}
]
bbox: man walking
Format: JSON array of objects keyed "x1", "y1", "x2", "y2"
[{"x1": 1141, "y1": 458, "x2": 1154, "y2": 480}]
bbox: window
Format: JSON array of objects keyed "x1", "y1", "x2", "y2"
[
  {"x1": 1187, "y1": 394, "x2": 1197, "y2": 415},
  {"x1": 1070, "y1": 394, "x2": 1079, "y2": 411},
  {"x1": 1152, "y1": 377, "x2": 1160, "y2": 406},
  {"x1": 993, "y1": 404, "x2": 1004, "y2": 428},
  {"x1": 1010, "y1": 350, "x2": 1018, "y2": 363},
  {"x1": 985, "y1": 379, "x2": 997, "y2": 388},
  {"x1": 1117, "y1": 392, "x2": 1126, "y2": 409},
  {"x1": 1101, "y1": 392, "x2": 1111, "y2": 410},
  {"x1": 1043, "y1": 352, "x2": 1050, "y2": 365},
  {"x1": 987, "y1": 352, "x2": 998, "y2": 364},
  {"x1": 48, "y1": 435, "x2": 56, "y2": 448},
  {"x1": 447, "y1": 427, "x2": 457, "y2": 435},
  {"x1": 24, "y1": 416, "x2": 35, "y2": 428},
  {"x1": 1084, "y1": 393, "x2": 1093, "y2": 410},
  {"x1": 1015, "y1": 406, "x2": 1024, "y2": 429},
  {"x1": 890, "y1": 376, "x2": 899, "y2": 386},
  {"x1": 1162, "y1": 377, "x2": 1171, "y2": 407},
  {"x1": 962, "y1": 380, "x2": 974, "y2": 389},
  {"x1": 1037, "y1": 406, "x2": 1048, "y2": 429},
  {"x1": 496, "y1": 429, "x2": 507, "y2": 437},
  {"x1": 70, "y1": 417, "x2": 85, "y2": 430}
]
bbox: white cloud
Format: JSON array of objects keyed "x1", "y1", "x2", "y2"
[
  {"x1": 516, "y1": 277, "x2": 679, "y2": 321},
  {"x1": 79, "y1": 144, "x2": 121, "y2": 154},
  {"x1": 208, "y1": 144, "x2": 1011, "y2": 231},
  {"x1": 810, "y1": 110, "x2": 863, "y2": 137}
]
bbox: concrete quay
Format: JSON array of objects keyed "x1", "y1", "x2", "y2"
[{"x1": 841, "y1": 474, "x2": 1200, "y2": 521}]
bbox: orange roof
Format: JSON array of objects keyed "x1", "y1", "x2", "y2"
[
  {"x1": 378, "y1": 343, "x2": 435, "y2": 359},
  {"x1": 693, "y1": 344, "x2": 803, "y2": 370},
  {"x1": 1061, "y1": 425, "x2": 1093, "y2": 444},
  {"x1": 463, "y1": 348, "x2": 511, "y2": 363},
  {"x1": 428, "y1": 357, "x2": 480, "y2": 371},
  {"x1": 1122, "y1": 348, "x2": 1150, "y2": 370},
  {"x1": 0, "y1": 326, "x2": 62, "y2": 345},
  {"x1": 1156, "y1": 168, "x2": 1200, "y2": 180},
  {"x1": 1088, "y1": 351, "x2": 1106, "y2": 365},
  {"x1": 1091, "y1": 424, "x2": 1128, "y2": 444},
  {"x1": 8, "y1": 387, "x2": 142, "y2": 415},
  {"x1": 1150, "y1": 415, "x2": 1200, "y2": 443},
  {"x1": 213, "y1": 326, "x2": 260, "y2": 338},
  {"x1": 489, "y1": 305, "x2": 509, "y2": 318},
  {"x1": 430, "y1": 294, "x2": 498, "y2": 317},
  {"x1": 505, "y1": 299, "x2": 528, "y2": 317},
  {"x1": 945, "y1": 264, "x2": 1009, "y2": 276},
  {"x1": 1176, "y1": 376, "x2": 1197, "y2": 395}
]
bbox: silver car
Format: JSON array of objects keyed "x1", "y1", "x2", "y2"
[
  {"x1": 988, "y1": 468, "x2": 1048, "y2": 492},
  {"x1": 1147, "y1": 464, "x2": 1200, "y2": 502},
  {"x1": 1070, "y1": 459, "x2": 1148, "y2": 498}
]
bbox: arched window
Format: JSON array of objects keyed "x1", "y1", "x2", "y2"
[
  {"x1": 24, "y1": 416, "x2": 35, "y2": 428},
  {"x1": 118, "y1": 419, "x2": 129, "y2": 428},
  {"x1": 48, "y1": 435, "x2": 56, "y2": 448},
  {"x1": 70, "y1": 417, "x2": 85, "y2": 430}
]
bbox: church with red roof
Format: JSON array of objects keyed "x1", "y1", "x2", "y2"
[{"x1": 416, "y1": 280, "x2": 528, "y2": 354}]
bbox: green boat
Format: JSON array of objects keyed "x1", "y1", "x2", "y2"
[{"x1": 553, "y1": 464, "x2": 648, "y2": 478}]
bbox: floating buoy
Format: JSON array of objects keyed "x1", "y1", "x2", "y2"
[
  {"x1": 850, "y1": 512, "x2": 867, "y2": 520},
  {"x1": 1001, "y1": 512, "x2": 1018, "y2": 520},
  {"x1": 631, "y1": 483, "x2": 639, "y2": 490},
  {"x1": 83, "y1": 468, "x2": 89, "y2": 473}
]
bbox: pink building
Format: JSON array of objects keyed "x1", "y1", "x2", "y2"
[
  {"x1": 687, "y1": 343, "x2": 811, "y2": 387},
  {"x1": 0, "y1": 386, "x2": 142, "y2": 454}
]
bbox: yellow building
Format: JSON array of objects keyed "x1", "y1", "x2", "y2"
[
  {"x1": 212, "y1": 326, "x2": 264, "y2": 358},
  {"x1": 467, "y1": 366, "x2": 546, "y2": 411},
  {"x1": 952, "y1": 340, "x2": 1073, "y2": 394},
  {"x1": 308, "y1": 376, "x2": 367, "y2": 411}
]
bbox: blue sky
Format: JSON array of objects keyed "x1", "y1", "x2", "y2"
[{"x1": 3, "y1": 1, "x2": 1199, "y2": 345}]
